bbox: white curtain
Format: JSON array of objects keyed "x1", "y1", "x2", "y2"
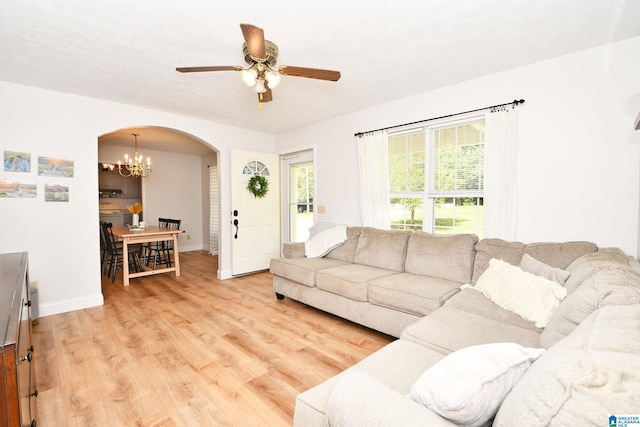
[
  {"x1": 356, "y1": 130, "x2": 391, "y2": 229},
  {"x1": 209, "y1": 164, "x2": 219, "y2": 255},
  {"x1": 484, "y1": 108, "x2": 518, "y2": 240}
]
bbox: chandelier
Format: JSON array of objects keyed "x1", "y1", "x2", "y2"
[{"x1": 118, "y1": 133, "x2": 151, "y2": 178}]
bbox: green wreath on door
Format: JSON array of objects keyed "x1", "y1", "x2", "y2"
[{"x1": 247, "y1": 174, "x2": 269, "y2": 198}]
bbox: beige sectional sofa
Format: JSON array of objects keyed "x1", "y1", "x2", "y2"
[{"x1": 269, "y1": 227, "x2": 640, "y2": 426}]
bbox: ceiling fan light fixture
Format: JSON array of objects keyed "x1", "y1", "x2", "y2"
[
  {"x1": 241, "y1": 68, "x2": 258, "y2": 87},
  {"x1": 253, "y1": 78, "x2": 267, "y2": 93},
  {"x1": 265, "y1": 70, "x2": 281, "y2": 89}
]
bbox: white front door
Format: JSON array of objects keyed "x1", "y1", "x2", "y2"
[{"x1": 230, "y1": 149, "x2": 280, "y2": 275}]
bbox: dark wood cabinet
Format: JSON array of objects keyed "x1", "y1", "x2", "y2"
[{"x1": 0, "y1": 252, "x2": 37, "y2": 427}]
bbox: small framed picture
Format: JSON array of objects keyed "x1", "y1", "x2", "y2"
[
  {"x1": 3, "y1": 151, "x2": 31, "y2": 173},
  {"x1": 0, "y1": 177, "x2": 37, "y2": 198},
  {"x1": 45, "y1": 182, "x2": 69, "y2": 202},
  {"x1": 38, "y1": 156, "x2": 74, "y2": 177}
]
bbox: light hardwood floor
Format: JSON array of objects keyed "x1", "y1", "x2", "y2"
[{"x1": 33, "y1": 250, "x2": 394, "y2": 426}]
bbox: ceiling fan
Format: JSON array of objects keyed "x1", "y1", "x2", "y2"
[{"x1": 176, "y1": 23, "x2": 341, "y2": 105}]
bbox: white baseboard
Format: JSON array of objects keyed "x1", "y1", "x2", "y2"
[
  {"x1": 180, "y1": 244, "x2": 206, "y2": 252},
  {"x1": 217, "y1": 269, "x2": 233, "y2": 280},
  {"x1": 39, "y1": 293, "x2": 104, "y2": 318}
]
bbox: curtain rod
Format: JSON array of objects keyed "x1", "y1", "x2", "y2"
[{"x1": 354, "y1": 99, "x2": 525, "y2": 137}]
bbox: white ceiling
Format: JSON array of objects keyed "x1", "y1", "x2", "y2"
[{"x1": 2, "y1": 0, "x2": 640, "y2": 152}]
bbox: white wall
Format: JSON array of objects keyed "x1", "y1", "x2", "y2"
[
  {"x1": 0, "y1": 81, "x2": 275, "y2": 317},
  {"x1": 276, "y1": 37, "x2": 640, "y2": 257}
]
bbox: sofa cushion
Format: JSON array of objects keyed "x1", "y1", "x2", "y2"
[
  {"x1": 494, "y1": 305, "x2": 640, "y2": 426},
  {"x1": 539, "y1": 268, "x2": 640, "y2": 348},
  {"x1": 469, "y1": 258, "x2": 567, "y2": 328},
  {"x1": 519, "y1": 253, "x2": 570, "y2": 285},
  {"x1": 401, "y1": 306, "x2": 542, "y2": 354},
  {"x1": 410, "y1": 343, "x2": 545, "y2": 427},
  {"x1": 471, "y1": 239, "x2": 597, "y2": 283},
  {"x1": 404, "y1": 232, "x2": 478, "y2": 283},
  {"x1": 269, "y1": 257, "x2": 349, "y2": 287},
  {"x1": 315, "y1": 264, "x2": 396, "y2": 301},
  {"x1": 295, "y1": 339, "x2": 447, "y2": 426},
  {"x1": 443, "y1": 289, "x2": 543, "y2": 332},
  {"x1": 368, "y1": 273, "x2": 461, "y2": 316},
  {"x1": 354, "y1": 228, "x2": 410, "y2": 272},
  {"x1": 471, "y1": 238, "x2": 525, "y2": 283},
  {"x1": 522, "y1": 241, "x2": 597, "y2": 270},
  {"x1": 327, "y1": 371, "x2": 457, "y2": 427},
  {"x1": 325, "y1": 226, "x2": 363, "y2": 263},
  {"x1": 563, "y1": 248, "x2": 640, "y2": 294}
]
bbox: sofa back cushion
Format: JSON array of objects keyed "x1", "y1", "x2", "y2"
[
  {"x1": 472, "y1": 239, "x2": 598, "y2": 283},
  {"x1": 354, "y1": 228, "x2": 410, "y2": 272},
  {"x1": 326, "y1": 227, "x2": 363, "y2": 263},
  {"x1": 495, "y1": 305, "x2": 640, "y2": 426},
  {"x1": 563, "y1": 248, "x2": 639, "y2": 294},
  {"x1": 471, "y1": 239, "x2": 525, "y2": 283},
  {"x1": 523, "y1": 241, "x2": 597, "y2": 270},
  {"x1": 405, "y1": 232, "x2": 478, "y2": 283},
  {"x1": 539, "y1": 268, "x2": 640, "y2": 348}
]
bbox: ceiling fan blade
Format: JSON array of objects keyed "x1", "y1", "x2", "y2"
[
  {"x1": 176, "y1": 66, "x2": 241, "y2": 73},
  {"x1": 279, "y1": 66, "x2": 341, "y2": 81},
  {"x1": 240, "y1": 23, "x2": 266, "y2": 60},
  {"x1": 258, "y1": 88, "x2": 273, "y2": 103}
]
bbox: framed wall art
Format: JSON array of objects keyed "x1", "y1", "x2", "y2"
[
  {"x1": 3, "y1": 151, "x2": 31, "y2": 173},
  {"x1": 0, "y1": 177, "x2": 37, "y2": 198},
  {"x1": 44, "y1": 182, "x2": 70, "y2": 202},
  {"x1": 38, "y1": 156, "x2": 74, "y2": 177}
]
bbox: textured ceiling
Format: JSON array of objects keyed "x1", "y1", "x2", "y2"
[{"x1": 2, "y1": 0, "x2": 640, "y2": 144}]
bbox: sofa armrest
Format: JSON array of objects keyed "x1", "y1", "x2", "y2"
[
  {"x1": 327, "y1": 371, "x2": 456, "y2": 427},
  {"x1": 283, "y1": 242, "x2": 305, "y2": 259}
]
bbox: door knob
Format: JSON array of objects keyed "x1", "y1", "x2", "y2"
[{"x1": 233, "y1": 219, "x2": 239, "y2": 239}]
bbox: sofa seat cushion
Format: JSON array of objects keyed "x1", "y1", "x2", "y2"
[
  {"x1": 539, "y1": 268, "x2": 640, "y2": 348},
  {"x1": 315, "y1": 264, "x2": 397, "y2": 301},
  {"x1": 327, "y1": 371, "x2": 457, "y2": 427},
  {"x1": 353, "y1": 228, "x2": 410, "y2": 272},
  {"x1": 404, "y1": 232, "x2": 478, "y2": 283},
  {"x1": 294, "y1": 339, "x2": 447, "y2": 427},
  {"x1": 443, "y1": 289, "x2": 543, "y2": 332},
  {"x1": 401, "y1": 306, "x2": 542, "y2": 354},
  {"x1": 494, "y1": 305, "x2": 640, "y2": 426},
  {"x1": 368, "y1": 273, "x2": 461, "y2": 316},
  {"x1": 269, "y1": 257, "x2": 349, "y2": 287}
]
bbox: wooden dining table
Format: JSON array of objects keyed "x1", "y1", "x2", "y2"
[{"x1": 111, "y1": 225, "x2": 185, "y2": 286}]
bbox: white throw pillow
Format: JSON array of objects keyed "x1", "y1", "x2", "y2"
[
  {"x1": 304, "y1": 222, "x2": 347, "y2": 258},
  {"x1": 519, "y1": 253, "x2": 571, "y2": 285},
  {"x1": 469, "y1": 258, "x2": 567, "y2": 328},
  {"x1": 410, "y1": 343, "x2": 545, "y2": 427}
]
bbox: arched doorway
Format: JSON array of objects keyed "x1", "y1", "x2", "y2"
[{"x1": 98, "y1": 126, "x2": 220, "y2": 269}]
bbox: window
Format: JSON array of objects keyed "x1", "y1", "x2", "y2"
[{"x1": 389, "y1": 118, "x2": 485, "y2": 236}]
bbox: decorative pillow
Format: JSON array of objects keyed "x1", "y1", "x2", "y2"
[
  {"x1": 304, "y1": 222, "x2": 347, "y2": 258},
  {"x1": 519, "y1": 253, "x2": 571, "y2": 285},
  {"x1": 468, "y1": 258, "x2": 567, "y2": 328},
  {"x1": 410, "y1": 343, "x2": 545, "y2": 427}
]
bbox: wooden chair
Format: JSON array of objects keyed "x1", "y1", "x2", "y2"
[
  {"x1": 100, "y1": 222, "x2": 142, "y2": 282},
  {"x1": 144, "y1": 218, "x2": 181, "y2": 269}
]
